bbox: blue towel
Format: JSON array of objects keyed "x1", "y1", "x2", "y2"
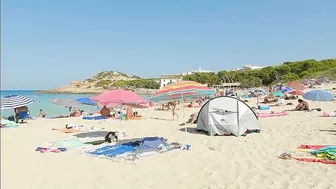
[
  {"x1": 94, "y1": 116, "x2": 108, "y2": 120},
  {"x1": 138, "y1": 137, "x2": 168, "y2": 150},
  {"x1": 88, "y1": 137, "x2": 168, "y2": 158},
  {"x1": 83, "y1": 116, "x2": 108, "y2": 120},
  {"x1": 89, "y1": 145, "x2": 136, "y2": 157}
]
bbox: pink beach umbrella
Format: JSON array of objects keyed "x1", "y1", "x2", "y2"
[
  {"x1": 92, "y1": 89, "x2": 147, "y2": 106},
  {"x1": 99, "y1": 101, "x2": 149, "y2": 108}
]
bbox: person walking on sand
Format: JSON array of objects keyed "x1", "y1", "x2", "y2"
[{"x1": 171, "y1": 101, "x2": 179, "y2": 120}]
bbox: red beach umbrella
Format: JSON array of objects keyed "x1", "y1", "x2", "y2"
[{"x1": 289, "y1": 90, "x2": 304, "y2": 95}]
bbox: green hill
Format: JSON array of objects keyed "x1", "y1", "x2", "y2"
[
  {"x1": 183, "y1": 58, "x2": 336, "y2": 88},
  {"x1": 304, "y1": 67, "x2": 336, "y2": 80}
]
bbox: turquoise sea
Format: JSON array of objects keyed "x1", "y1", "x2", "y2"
[{"x1": 0, "y1": 90, "x2": 151, "y2": 118}]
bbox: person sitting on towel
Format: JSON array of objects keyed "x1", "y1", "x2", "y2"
[
  {"x1": 100, "y1": 106, "x2": 110, "y2": 117},
  {"x1": 70, "y1": 107, "x2": 81, "y2": 117},
  {"x1": 294, "y1": 99, "x2": 309, "y2": 111}
]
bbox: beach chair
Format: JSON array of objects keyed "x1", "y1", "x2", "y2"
[{"x1": 18, "y1": 111, "x2": 30, "y2": 123}]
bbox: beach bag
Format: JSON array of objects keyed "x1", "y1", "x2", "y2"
[
  {"x1": 8, "y1": 115, "x2": 15, "y2": 122},
  {"x1": 105, "y1": 132, "x2": 118, "y2": 143}
]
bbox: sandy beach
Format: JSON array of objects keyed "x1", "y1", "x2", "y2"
[{"x1": 2, "y1": 88, "x2": 336, "y2": 189}]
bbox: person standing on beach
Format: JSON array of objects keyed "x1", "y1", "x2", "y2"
[{"x1": 171, "y1": 101, "x2": 179, "y2": 120}]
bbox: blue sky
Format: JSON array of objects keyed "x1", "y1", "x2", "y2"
[{"x1": 2, "y1": 0, "x2": 336, "y2": 90}]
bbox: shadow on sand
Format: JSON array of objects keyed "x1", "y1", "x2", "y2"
[
  {"x1": 150, "y1": 117, "x2": 173, "y2": 121},
  {"x1": 319, "y1": 129, "x2": 336, "y2": 136},
  {"x1": 178, "y1": 127, "x2": 210, "y2": 135},
  {"x1": 319, "y1": 129, "x2": 336, "y2": 132}
]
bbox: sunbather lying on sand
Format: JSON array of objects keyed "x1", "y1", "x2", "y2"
[{"x1": 262, "y1": 96, "x2": 278, "y2": 104}]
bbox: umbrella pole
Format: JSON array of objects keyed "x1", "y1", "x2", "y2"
[
  {"x1": 182, "y1": 93, "x2": 187, "y2": 133},
  {"x1": 120, "y1": 103, "x2": 123, "y2": 124},
  {"x1": 181, "y1": 93, "x2": 189, "y2": 148},
  {"x1": 318, "y1": 92, "x2": 320, "y2": 108}
]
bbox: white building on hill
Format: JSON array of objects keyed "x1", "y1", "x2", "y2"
[
  {"x1": 160, "y1": 74, "x2": 182, "y2": 89},
  {"x1": 182, "y1": 67, "x2": 215, "y2": 76},
  {"x1": 235, "y1": 65, "x2": 263, "y2": 71}
]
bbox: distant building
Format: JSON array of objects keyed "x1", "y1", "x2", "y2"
[
  {"x1": 182, "y1": 67, "x2": 215, "y2": 76},
  {"x1": 160, "y1": 74, "x2": 182, "y2": 88},
  {"x1": 235, "y1": 65, "x2": 263, "y2": 71}
]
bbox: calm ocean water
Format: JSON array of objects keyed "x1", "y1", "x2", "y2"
[{"x1": 0, "y1": 90, "x2": 151, "y2": 118}]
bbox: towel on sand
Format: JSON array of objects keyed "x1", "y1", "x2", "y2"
[
  {"x1": 0, "y1": 119, "x2": 19, "y2": 128},
  {"x1": 88, "y1": 137, "x2": 169, "y2": 158},
  {"x1": 312, "y1": 146, "x2": 336, "y2": 160},
  {"x1": 53, "y1": 138, "x2": 92, "y2": 150}
]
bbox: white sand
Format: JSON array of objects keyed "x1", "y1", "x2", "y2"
[{"x1": 2, "y1": 87, "x2": 336, "y2": 189}]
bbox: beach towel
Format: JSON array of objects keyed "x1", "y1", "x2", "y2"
[
  {"x1": 83, "y1": 116, "x2": 108, "y2": 120},
  {"x1": 138, "y1": 137, "x2": 168, "y2": 150},
  {"x1": 74, "y1": 131, "x2": 110, "y2": 138},
  {"x1": 88, "y1": 145, "x2": 136, "y2": 157},
  {"x1": 280, "y1": 145, "x2": 336, "y2": 164},
  {"x1": 0, "y1": 120, "x2": 19, "y2": 128},
  {"x1": 53, "y1": 138, "x2": 92, "y2": 150},
  {"x1": 320, "y1": 112, "x2": 336, "y2": 117},
  {"x1": 88, "y1": 137, "x2": 169, "y2": 158},
  {"x1": 55, "y1": 128, "x2": 80, "y2": 133},
  {"x1": 298, "y1": 145, "x2": 334, "y2": 150},
  {"x1": 311, "y1": 146, "x2": 336, "y2": 160},
  {"x1": 35, "y1": 147, "x2": 67, "y2": 153},
  {"x1": 257, "y1": 112, "x2": 288, "y2": 118},
  {"x1": 292, "y1": 156, "x2": 336, "y2": 164}
]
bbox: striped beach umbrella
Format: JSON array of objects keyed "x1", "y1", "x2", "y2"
[
  {"x1": 149, "y1": 81, "x2": 216, "y2": 102},
  {"x1": 303, "y1": 90, "x2": 334, "y2": 102},
  {"x1": 53, "y1": 98, "x2": 82, "y2": 107},
  {"x1": 0, "y1": 95, "x2": 34, "y2": 110}
]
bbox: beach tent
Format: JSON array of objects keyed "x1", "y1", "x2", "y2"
[{"x1": 197, "y1": 96, "x2": 261, "y2": 136}]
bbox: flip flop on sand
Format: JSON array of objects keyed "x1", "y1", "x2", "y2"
[{"x1": 279, "y1": 153, "x2": 293, "y2": 160}]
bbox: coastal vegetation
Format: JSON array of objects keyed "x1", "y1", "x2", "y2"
[
  {"x1": 43, "y1": 58, "x2": 336, "y2": 94},
  {"x1": 183, "y1": 59, "x2": 336, "y2": 88},
  {"x1": 111, "y1": 79, "x2": 160, "y2": 89}
]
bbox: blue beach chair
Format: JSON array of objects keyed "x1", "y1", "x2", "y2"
[{"x1": 18, "y1": 111, "x2": 30, "y2": 123}]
